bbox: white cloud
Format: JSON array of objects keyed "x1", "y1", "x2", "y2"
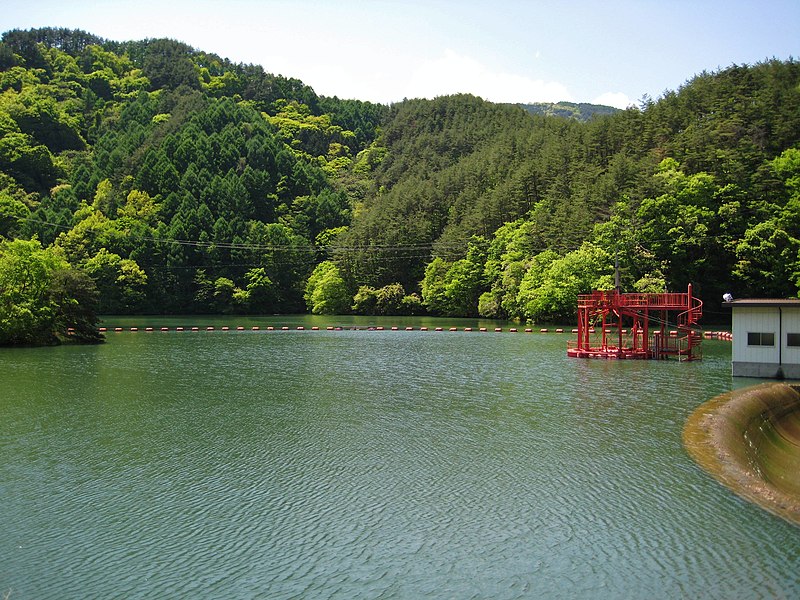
[
  {"x1": 592, "y1": 92, "x2": 634, "y2": 110},
  {"x1": 403, "y1": 49, "x2": 573, "y2": 104}
]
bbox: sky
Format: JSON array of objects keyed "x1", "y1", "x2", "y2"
[{"x1": 2, "y1": 0, "x2": 798, "y2": 109}]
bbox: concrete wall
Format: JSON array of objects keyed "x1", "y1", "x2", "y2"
[
  {"x1": 732, "y1": 361, "x2": 800, "y2": 379},
  {"x1": 732, "y1": 306, "x2": 800, "y2": 379}
]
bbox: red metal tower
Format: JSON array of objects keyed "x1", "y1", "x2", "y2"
[{"x1": 567, "y1": 283, "x2": 703, "y2": 360}]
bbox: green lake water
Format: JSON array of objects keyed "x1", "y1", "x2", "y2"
[{"x1": 1, "y1": 316, "x2": 799, "y2": 598}]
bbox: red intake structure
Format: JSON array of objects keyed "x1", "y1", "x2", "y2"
[{"x1": 567, "y1": 284, "x2": 703, "y2": 360}]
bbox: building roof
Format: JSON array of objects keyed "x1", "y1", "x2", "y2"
[{"x1": 723, "y1": 298, "x2": 800, "y2": 308}]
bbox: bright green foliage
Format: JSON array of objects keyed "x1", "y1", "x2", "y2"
[
  {"x1": 773, "y1": 148, "x2": 800, "y2": 198},
  {"x1": 374, "y1": 282, "x2": 406, "y2": 315},
  {"x1": 0, "y1": 238, "x2": 99, "y2": 344},
  {"x1": 422, "y1": 241, "x2": 486, "y2": 317},
  {"x1": 117, "y1": 189, "x2": 159, "y2": 224},
  {"x1": 48, "y1": 267, "x2": 102, "y2": 342},
  {"x1": 517, "y1": 244, "x2": 613, "y2": 323},
  {"x1": 212, "y1": 277, "x2": 239, "y2": 313},
  {"x1": 480, "y1": 221, "x2": 545, "y2": 319},
  {"x1": 400, "y1": 293, "x2": 424, "y2": 315},
  {"x1": 352, "y1": 282, "x2": 422, "y2": 316},
  {"x1": 633, "y1": 272, "x2": 667, "y2": 293},
  {"x1": 2, "y1": 87, "x2": 85, "y2": 151},
  {"x1": 0, "y1": 192, "x2": 29, "y2": 237},
  {"x1": 0, "y1": 132, "x2": 61, "y2": 192},
  {"x1": 82, "y1": 248, "x2": 147, "y2": 313},
  {"x1": 0, "y1": 238, "x2": 65, "y2": 343},
  {"x1": 733, "y1": 220, "x2": 799, "y2": 298},
  {"x1": 244, "y1": 267, "x2": 276, "y2": 312},
  {"x1": 305, "y1": 260, "x2": 350, "y2": 314},
  {"x1": 352, "y1": 285, "x2": 377, "y2": 315},
  {"x1": 421, "y1": 257, "x2": 450, "y2": 315},
  {"x1": 265, "y1": 100, "x2": 358, "y2": 161}
]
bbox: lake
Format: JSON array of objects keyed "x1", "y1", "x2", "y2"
[{"x1": 1, "y1": 316, "x2": 798, "y2": 598}]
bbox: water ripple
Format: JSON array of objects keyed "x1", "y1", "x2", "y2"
[{"x1": 1, "y1": 333, "x2": 798, "y2": 598}]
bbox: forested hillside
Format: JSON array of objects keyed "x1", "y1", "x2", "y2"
[
  {"x1": 1, "y1": 27, "x2": 799, "y2": 338},
  {"x1": 519, "y1": 101, "x2": 620, "y2": 121}
]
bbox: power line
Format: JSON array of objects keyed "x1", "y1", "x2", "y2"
[
  {"x1": 18, "y1": 215, "x2": 736, "y2": 259},
  {"x1": 19, "y1": 216, "x2": 474, "y2": 253}
]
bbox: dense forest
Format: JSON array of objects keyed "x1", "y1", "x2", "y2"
[{"x1": 1, "y1": 27, "x2": 799, "y2": 343}]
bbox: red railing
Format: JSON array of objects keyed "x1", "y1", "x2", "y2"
[
  {"x1": 570, "y1": 285, "x2": 703, "y2": 361},
  {"x1": 576, "y1": 290, "x2": 697, "y2": 311}
]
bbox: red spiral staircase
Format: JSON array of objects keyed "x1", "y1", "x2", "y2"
[{"x1": 567, "y1": 284, "x2": 703, "y2": 360}]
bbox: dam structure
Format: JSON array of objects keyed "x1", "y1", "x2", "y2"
[{"x1": 567, "y1": 284, "x2": 703, "y2": 360}]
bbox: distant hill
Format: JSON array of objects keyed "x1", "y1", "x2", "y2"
[
  {"x1": 1, "y1": 27, "x2": 799, "y2": 325},
  {"x1": 518, "y1": 101, "x2": 621, "y2": 121}
]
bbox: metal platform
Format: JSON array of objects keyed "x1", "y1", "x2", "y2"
[{"x1": 567, "y1": 284, "x2": 703, "y2": 361}]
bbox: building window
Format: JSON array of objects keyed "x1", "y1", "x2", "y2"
[
  {"x1": 748, "y1": 332, "x2": 775, "y2": 346},
  {"x1": 788, "y1": 333, "x2": 800, "y2": 347}
]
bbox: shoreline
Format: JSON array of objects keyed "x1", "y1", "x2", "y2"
[{"x1": 683, "y1": 382, "x2": 800, "y2": 526}]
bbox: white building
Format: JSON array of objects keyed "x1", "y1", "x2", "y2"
[{"x1": 724, "y1": 298, "x2": 800, "y2": 378}]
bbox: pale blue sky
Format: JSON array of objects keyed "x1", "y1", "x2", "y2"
[{"x1": 2, "y1": 0, "x2": 798, "y2": 108}]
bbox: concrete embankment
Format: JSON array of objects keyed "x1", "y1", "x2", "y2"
[{"x1": 684, "y1": 382, "x2": 800, "y2": 526}]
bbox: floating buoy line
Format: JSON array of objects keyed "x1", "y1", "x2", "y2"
[{"x1": 89, "y1": 326, "x2": 733, "y2": 339}]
